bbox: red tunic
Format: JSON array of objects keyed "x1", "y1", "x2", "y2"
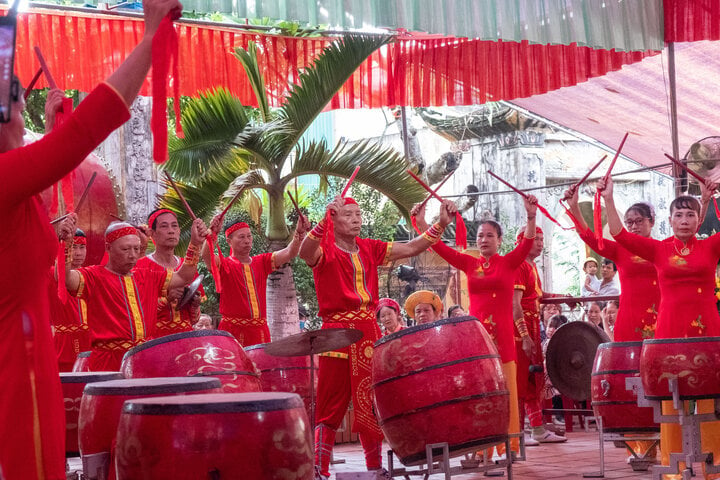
[
  {"x1": 613, "y1": 230, "x2": 720, "y2": 338},
  {"x1": 48, "y1": 270, "x2": 90, "y2": 372},
  {"x1": 312, "y1": 238, "x2": 391, "y2": 438},
  {"x1": 0, "y1": 84, "x2": 129, "y2": 480},
  {"x1": 579, "y1": 228, "x2": 659, "y2": 340},
  {"x1": 217, "y1": 253, "x2": 276, "y2": 346},
  {"x1": 432, "y1": 239, "x2": 533, "y2": 362},
  {"x1": 135, "y1": 255, "x2": 202, "y2": 337},
  {"x1": 75, "y1": 265, "x2": 172, "y2": 370}
]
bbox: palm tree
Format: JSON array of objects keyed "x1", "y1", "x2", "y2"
[{"x1": 159, "y1": 35, "x2": 427, "y2": 339}]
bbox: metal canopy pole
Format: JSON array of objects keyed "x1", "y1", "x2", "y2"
[{"x1": 668, "y1": 42, "x2": 683, "y2": 196}]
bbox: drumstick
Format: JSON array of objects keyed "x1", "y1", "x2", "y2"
[
  {"x1": 33, "y1": 46, "x2": 58, "y2": 90},
  {"x1": 23, "y1": 68, "x2": 43, "y2": 101},
  {"x1": 286, "y1": 190, "x2": 306, "y2": 222},
  {"x1": 340, "y1": 166, "x2": 360, "y2": 197},
  {"x1": 487, "y1": 170, "x2": 528, "y2": 198},
  {"x1": 572, "y1": 155, "x2": 607, "y2": 190},
  {"x1": 219, "y1": 186, "x2": 245, "y2": 219},
  {"x1": 164, "y1": 171, "x2": 197, "y2": 220},
  {"x1": 664, "y1": 153, "x2": 706, "y2": 184},
  {"x1": 406, "y1": 169, "x2": 443, "y2": 201},
  {"x1": 48, "y1": 173, "x2": 97, "y2": 225},
  {"x1": 601, "y1": 132, "x2": 629, "y2": 183},
  {"x1": 418, "y1": 170, "x2": 455, "y2": 210}
]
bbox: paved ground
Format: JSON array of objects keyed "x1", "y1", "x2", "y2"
[{"x1": 331, "y1": 431, "x2": 655, "y2": 480}]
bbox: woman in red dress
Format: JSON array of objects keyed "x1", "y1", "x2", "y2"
[
  {"x1": 413, "y1": 197, "x2": 538, "y2": 457},
  {"x1": 564, "y1": 187, "x2": 660, "y2": 340},
  {"x1": 600, "y1": 176, "x2": 720, "y2": 478}
]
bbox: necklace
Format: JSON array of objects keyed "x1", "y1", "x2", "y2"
[
  {"x1": 674, "y1": 239, "x2": 693, "y2": 256},
  {"x1": 336, "y1": 242, "x2": 359, "y2": 254},
  {"x1": 481, "y1": 257, "x2": 491, "y2": 269}
]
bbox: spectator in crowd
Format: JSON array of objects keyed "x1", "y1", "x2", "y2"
[
  {"x1": 580, "y1": 258, "x2": 601, "y2": 296},
  {"x1": 376, "y1": 298, "x2": 405, "y2": 335},
  {"x1": 447, "y1": 304, "x2": 466, "y2": 317},
  {"x1": 598, "y1": 259, "x2": 621, "y2": 295},
  {"x1": 404, "y1": 290, "x2": 443, "y2": 325}
]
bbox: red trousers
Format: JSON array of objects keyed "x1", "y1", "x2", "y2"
[
  {"x1": 218, "y1": 318, "x2": 270, "y2": 347},
  {"x1": 515, "y1": 338, "x2": 543, "y2": 428}
]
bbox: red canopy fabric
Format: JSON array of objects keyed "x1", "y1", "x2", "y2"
[
  {"x1": 664, "y1": 0, "x2": 720, "y2": 42},
  {"x1": 11, "y1": 7, "x2": 655, "y2": 108}
]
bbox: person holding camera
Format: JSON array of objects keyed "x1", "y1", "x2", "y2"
[{"x1": 0, "y1": 0, "x2": 182, "y2": 477}]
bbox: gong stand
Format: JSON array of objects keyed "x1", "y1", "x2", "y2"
[
  {"x1": 385, "y1": 437, "x2": 513, "y2": 480},
  {"x1": 615, "y1": 377, "x2": 720, "y2": 480}
]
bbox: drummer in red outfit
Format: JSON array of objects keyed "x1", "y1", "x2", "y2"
[
  {"x1": 135, "y1": 208, "x2": 204, "y2": 336},
  {"x1": 0, "y1": 0, "x2": 183, "y2": 476},
  {"x1": 299, "y1": 196, "x2": 454, "y2": 480},
  {"x1": 64, "y1": 219, "x2": 208, "y2": 371},
  {"x1": 412, "y1": 196, "x2": 538, "y2": 457},
  {"x1": 203, "y1": 214, "x2": 310, "y2": 346},
  {"x1": 51, "y1": 228, "x2": 91, "y2": 372},
  {"x1": 512, "y1": 228, "x2": 566, "y2": 445},
  {"x1": 600, "y1": 175, "x2": 720, "y2": 478}
]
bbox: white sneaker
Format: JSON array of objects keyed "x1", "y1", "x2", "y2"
[
  {"x1": 524, "y1": 435, "x2": 540, "y2": 446},
  {"x1": 532, "y1": 431, "x2": 567, "y2": 443}
]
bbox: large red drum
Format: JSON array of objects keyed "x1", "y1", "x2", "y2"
[
  {"x1": 641, "y1": 337, "x2": 720, "y2": 400},
  {"x1": 191, "y1": 370, "x2": 263, "y2": 393},
  {"x1": 591, "y1": 342, "x2": 658, "y2": 433},
  {"x1": 372, "y1": 316, "x2": 509, "y2": 466},
  {"x1": 78, "y1": 377, "x2": 222, "y2": 480},
  {"x1": 120, "y1": 331, "x2": 260, "y2": 393},
  {"x1": 115, "y1": 392, "x2": 313, "y2": 480},
  {"x1": 245, "y1": 343, "x2": 317, "y2": 416},
  {"x1": 60, "y1": 372, "x2": 123, "y2": 455},
  {"x1": 72, "y1": 351, "x2": 92, "y2": 372}
]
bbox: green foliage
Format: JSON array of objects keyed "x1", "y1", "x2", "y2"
[{"x1": 23, "y1": 88, "x2": 81, "y2": 133}]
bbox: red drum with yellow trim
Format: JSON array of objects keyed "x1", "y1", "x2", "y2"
[
  {"x1": 591, "y1": 342, "x2": 658, "y2": 432},
  {"x1": 245, "y1": 343, "x2": 317, "y2": 416},
  {"x1": 115, "y1": 392, "x2": 313, "y2": 479},
  {"x1": 120, "y1": 331, "x2": 259, "y2": 393},
  {"x1": 372, "y1": 316, "x2": 509, "y2": 466},
  {"x1": 60, "y1": 372, "x2": 123, "y2": 455},
  {"x1": 78, "y1": 377, "x2": 221, "y2": 480},
  {"x1": 641, "y1": 337, "x2": 720, "y2": 400},
  {"x1": 72, "y1": 351, "x2": 91, "y2": 372}
]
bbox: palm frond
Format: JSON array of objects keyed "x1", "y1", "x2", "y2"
[
  {"x1": 289, "y1": 139, "x2": 427, "y2": 216},
  {"x1": 234, "y1": 42, "x2": 271, "y2": 123},
  {"x1": 165, "y1": 88, "x2": 252, "y2": 184},
  {"x1": 277, "y1": 35, "x2": 391, "y2": 159}
]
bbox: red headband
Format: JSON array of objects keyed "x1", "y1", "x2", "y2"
[
  {"x1": 516, "y1": 226, "x2": 543, "y2": 243},
  {"x1": 148, "y1": 209, "x2": 176, "y2": 229},
  {"x1": 106, "y1": 227, "x2": 138, "y2": 243},
  {"x1": 73, "y1": 236, "x2": 87, "y2": 245},
  {"x1": 343, "y1": 197, "x2": 357, "y2": 205},
  {"x1": 225, "y1": 222, "x2": 250, "y2": 238},
  {"x1": 376, "y1": 298, "x2": 401, "y2": 317}
]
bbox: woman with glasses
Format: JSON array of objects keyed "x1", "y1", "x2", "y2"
[
  {"x1": 563, "y1": 186, "x2": 662, "y2": 341},
  {"x1": 599, "y1": 175, "x2": 719, "y2": 478}
]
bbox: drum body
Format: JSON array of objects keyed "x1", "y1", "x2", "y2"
[
  {"x1": 591, "y1": 342, "x2": 658, "y2": 432},
  {"x1": 120, "y1": 331, "x2": 260, "y2": 392},
  {"x1": 72, "y1": 351, "x2": 92, "y2": 372},
  {"x1": 191, "y1": 370, "x2": 263, "y2": 393},
  {"x1": 79, "y1": 377, "x2": 222, "y2": 459},
  {"x1": 115, "y1": 392, "x2": 313, "y2": 480},
  {"x1": 60, "y1": 372, "x2": 123, "y2": 455},
  {"x1": 245, "y1": 343, "x2": 317, "y2": 416},
  {"x1": 372, "y1": 316, "x2": 509, "y2": 466},
  {"x1": 641, "y1": 337, "x2": 720, "y2": 400}
]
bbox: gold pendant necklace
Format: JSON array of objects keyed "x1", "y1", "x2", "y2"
[{"x1": 674, "y1": 241, "x2": 692, "y2": 257}]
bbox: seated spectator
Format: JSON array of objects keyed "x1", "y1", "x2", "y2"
[
  {"x1": 193, "y1": 314, "x2": 215, "y2": 331},
  {"x1": 376, "y1": 298, "x2": 405, "y2": 335},
  {"x1": 540, "y1": 303, "x2": 561, "y2": 342},
  {"x1": 447, "y1": 304, "x2": 466, "y2": 317},
  {"x1": 598, "y1": 259, "x2": 621, "y2": 295},
  {"x1": 404, "y1": 290, "x2": 443, "y2": 325},
  {"x1": 581, "y1": 258, "x2": 601, "y2": 297}
]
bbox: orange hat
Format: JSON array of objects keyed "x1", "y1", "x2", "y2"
[{"x1": 404, "y1": 290, "x2": 443, "y2": 319}]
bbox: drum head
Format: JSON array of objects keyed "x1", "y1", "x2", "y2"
[{"x1": 546, "y1": 321, "x2": 610, "y2": 401}]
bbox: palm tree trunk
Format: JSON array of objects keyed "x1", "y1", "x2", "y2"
[{"x1": 265, "y1": 188, "x2": 301, "y2": 340}]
